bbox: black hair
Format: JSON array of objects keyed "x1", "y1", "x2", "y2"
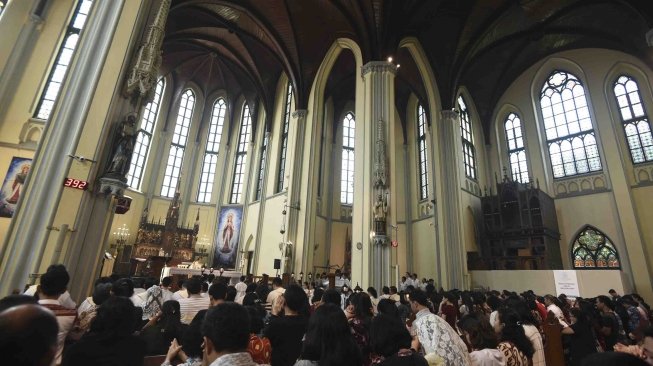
[
  {"x1": 183, "y1": 310, "x2": 205, "y2": 358},
  {"x1": 226, "y1": 286, "x2": 237, "y2": 301},
  {"x1": 300, "y1": 303, "x2": 362, "y2": 366},
  {"x1": 185, "y1": 277, "x2": 202, "y2": 295},
  {"x1": 242, "y1": 293, "x2": 260, "y2": 306},
  {"x1": 367, "y1": 287, "x2": 378, "y2": 299},
  {"x1": 0, "y1": 305, "x2": 59, "y2": 365},
  {"x1": 351, "y1": 292, "x2": 374, "y2": 321},
  {"x1": 90, "y1": 296, "x2": 137, "y2": 341},
  {"x1": 246, "y1": 283, "x2": 257, "y2": 293},
  {"x1": 382, "y1": 286, "x2": 390, "y2": 295},
  {"x1": 377, "y1": 298, "x2": 400, "y2": 318},
  {"x1": 202, "y1": 302, "x2": 250, "y2": 353},
  {"x1": 322, "y1": 288, "x2": 341, "y2": 306},
  {"x1": 0, "y1": 295, "x2": 37, "y2": 312},
  {"x1": 209, "y1": 282, "x2": 228, "y2": 301},
  {"x1": 255, "y1": 284, "x2": 270, "y2": 302},
  {"x1": 312, "y1": 288, "x2": 324, "y2": 304},
  {"x1": 161, "y1": 276, "x2": 172, "y2": 287},
  {"x1": 410, "y1": 289, "x2": 430, "y2": 307},
  {"x1": 370, "y1": 314, "x2": 412, "y2": 357},
  {"x1": 245, "y1": 305, "x2": 265, "y2": 334},
  {"x1": 39, "y1": 264, "x2": 70, "y2": 297},
  {"x1": 201, "y1": 282, "x2": 209, "y2": 293},
  {"x1": 159, "y1": 300, "x2": 183, "y2": 344},
  {"x1": 284, "y1": 284, "x2": 309, "y2": 313},
  {"x1": 389, "y1": 286, "x2": 398, "y2": 294},
  {"x1": 497, "y1": 307, "x2": 534, "y2": 358},
  {"x1": 597, "y1": 295, "x2": 615, "y2": 311},
  {"x1": 92, "y1": 283, "x2": 112, "y2": 306},
  {"x1": 504, "y1": 297, "x2": 539, "y2": 327},
  {"x1": 240, "y1": 275, "x2": 246, "y2": 282},
  {"x1": 457, "y1": 314, "x2": 498, "y2": 350},
  {"x1": 111, "y1": 278, "x2": 134, "y2": 298},
  {"x1": 272, "y1": 277, "x2": 283, "y2": 287}
]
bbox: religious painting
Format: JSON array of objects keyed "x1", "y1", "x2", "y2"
[
  {"x1": 212, "y1": 206, "x2": 243, "y2": 269},
  {"x1": 0, "y1": 157, "x2": 32, "y2": 218}
]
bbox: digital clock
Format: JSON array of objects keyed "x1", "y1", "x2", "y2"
[{"x1": 63, "y1": 178, "x2": 89, "y2": 190}]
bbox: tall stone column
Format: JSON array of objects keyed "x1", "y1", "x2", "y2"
[
  {"x1": 439, "y1": 110, "x2": 465, "y2": 289},
  {"x1": 0, "y1": 0, "x2": 125, "y2": 295},
  {"x1": 351, "y1": 61, "x2": 396, "y2": 289},
  {"x1": 284, "y1": 110, "x2": 307, "y2": 274}
]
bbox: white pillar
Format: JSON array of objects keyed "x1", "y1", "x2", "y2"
[
  {"x1": 351, "y1": 61, "x2": 396, "y2": 289},
  {"x1": 285, "y1": 109, "x2": 307, "y2": 274},
  {"x1": 0, "y1": 0, "x2": 125, "y2": 295},
  {"x1": 439, "y1": 110, "x2": 466, "y2": 289}
]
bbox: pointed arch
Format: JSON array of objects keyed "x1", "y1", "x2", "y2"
[{"x1": 571, "y1": 225, "x2": 621, "y2": 269}]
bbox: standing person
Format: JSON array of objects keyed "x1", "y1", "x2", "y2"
[
  {"x1": 341, "y1": 285, "x2": 352, "y2": 309},
  {"x1": 236, "y1": 276, "x2": 248, "y2": 304},
  {"x1": 409, "y1": 289, "x2": 471, "y2": 366},
  {"x1": 561, "y1": 307, "x2": 598, "y2": 366},
  {"x1": 264, "y1": 284, "x2": 309, "y2": 366},
  {"x1": 457, "y1": 314, "x2": 506, "y2": 366},
  {"x1": 173, "y1": 279, "x2": 188, "y2": 301},
  {"x1": 493, "y1": 308, "x2": 534, "y2": 366},
  {"x1": 294, "y1": 303, "x2": 362, "y2": 366},
  {"x1": 367, "y1": 287, "x2": 379, "y2": 313},
  {"x1": 266, "y1": 277, "x2": 285, "y2": 308},
  {"x1": 544, "y1": 294, "x2": 568, "y2": 327}
]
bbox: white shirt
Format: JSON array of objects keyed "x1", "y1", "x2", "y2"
[
  {"x1": 38, "y1": 299, "x2": 76, "y2": 365},
  {"x1": 235, "y1": 281, "x2": 247, "y2": 304},
  {"x1": 24, "y1": 285, "x2": 76, "y2": 309},
  {"x1": 412, "y1": 308, "x2": 471, "y2": 366},
  {"x1": 173, "y1": 288, "x2": 188, "y2": 300},
  {"x1": 77, "y1": 297, "x2": 95, "y2": 316},
  {"x1": 266, "y1": 287, "x2": 285, "y2": 307},
  {"x1": 524, "y1": 324, "x2": 545, "y2": 366},
  {"x1": 547, "y1": 303, "x2": 568, "y2": 327}
]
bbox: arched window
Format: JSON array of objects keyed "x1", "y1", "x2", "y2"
[
  {"x1": 341, "y1": 112, "x2": 355, "y2": 205},
  {"x1": 571, "y1": 226, "x2": 621, "y2": 269},
  {"x1": 255, "y1": 133, "x2": 268, "y2": 201},
  {"x1": 34, "y1": 0, "x2": 93, "y2": 120},
  {"x1": 161, "y1": 89, "x2": 195, "y2": 198},
  {"x1": 127, "y1": 78, "x2": 165, "y2": 189},
  {"x1": 613, "y1": 75, "x2": 653, "y2": 164},
  {"x1": 230, "y1": 104, "x2": 252, "y2": 203},
  {"x1": 458, "y1": 96, "x2": 477, "y2": 179},
  {"x1": 197, "y1": 98, "x2": 226, "y2": 203},
  {"x1": 540, "y1": 70, "x2": 602, "y2": 178},
  {"x1": 277, "y1": 83, "x2": 293, "y2": 192},
  {"x1": 504, "y1": 113, "x2": 529, "y2": 183},
  {"x1": 417, "y1": 103, "x2": 429, "y2": 200}
]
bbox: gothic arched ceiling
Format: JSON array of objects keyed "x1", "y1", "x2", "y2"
[{"x1": 162, "y1": 0, "x2": 653, "y2": 138}]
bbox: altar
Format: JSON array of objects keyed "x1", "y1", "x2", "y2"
[{"x1": 160, "y1": 267, "x2": 241, "y2": 286}]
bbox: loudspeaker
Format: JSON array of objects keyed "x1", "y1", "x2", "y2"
[{"x1": 273, "y1": 259, "x2": 281, "y2": 270}]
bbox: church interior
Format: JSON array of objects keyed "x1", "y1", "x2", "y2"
[{"x1": 0, "y1": 0, "x2": 653, "y2": 303}]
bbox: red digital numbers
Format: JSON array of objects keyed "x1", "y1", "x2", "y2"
[{"x1": 63, "y1": 178, "x2": 89, "y2": 191}]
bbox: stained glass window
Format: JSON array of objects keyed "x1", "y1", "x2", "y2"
[
  {"x1": 540, "y1": 70, "x2": 602, "y2": 178},
  {"x1": 34, "y1": 0, "x2": 93, "y2": 120},
  {"x1": 197, "y1": 98, "x2": 226, "y2": 203},
  {"x1": 571, "y1": 226, "x2": 620, "y2": 269},
  {"x1": 417, "y1": 104, "x2": 430, "y2": 200},
  {"x1": 127, "y1": 78, "x2": 165, "y2": 190},
  {"x1": 504, "y1": 113, "x2": 530, "y2": 183},
  {"x1": 277, "y1": 83, "x2": 293, "y2": 192},
  {"x1": 230, "y1": 104, "x2": 252, "y2": 203},
  {"x1": 613, "y1": 75, "x2": 653, "y2": 164},
  {"x1": 161, "y1": 89, "x2": 195, "y2": 197},
  {"x1": 341, "y1": 112, "x2": 355, "y2": 204},
  {"x1": 458, "y1": 96, "x2": 477, "y2": 179}
]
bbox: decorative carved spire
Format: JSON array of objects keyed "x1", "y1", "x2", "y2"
[{"x1": 123, "y1": 0, "x2": 171, "y2": 104}]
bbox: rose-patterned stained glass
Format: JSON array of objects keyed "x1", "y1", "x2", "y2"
[{"x1": 571, "y1": 226, "x2": 620, "y2": 269}]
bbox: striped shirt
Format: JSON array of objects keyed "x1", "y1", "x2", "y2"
[{"x1": 178, "y1": 294, "x2": 210, "y2": 324}]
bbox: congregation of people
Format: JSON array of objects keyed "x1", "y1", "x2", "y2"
[{"x1": 2, "y1": 265, "x2": 653, "y2": 366}]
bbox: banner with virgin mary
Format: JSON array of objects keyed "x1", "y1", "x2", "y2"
[{"x1": 212, "y1": 206, "x2": 243, "y2": 269}]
